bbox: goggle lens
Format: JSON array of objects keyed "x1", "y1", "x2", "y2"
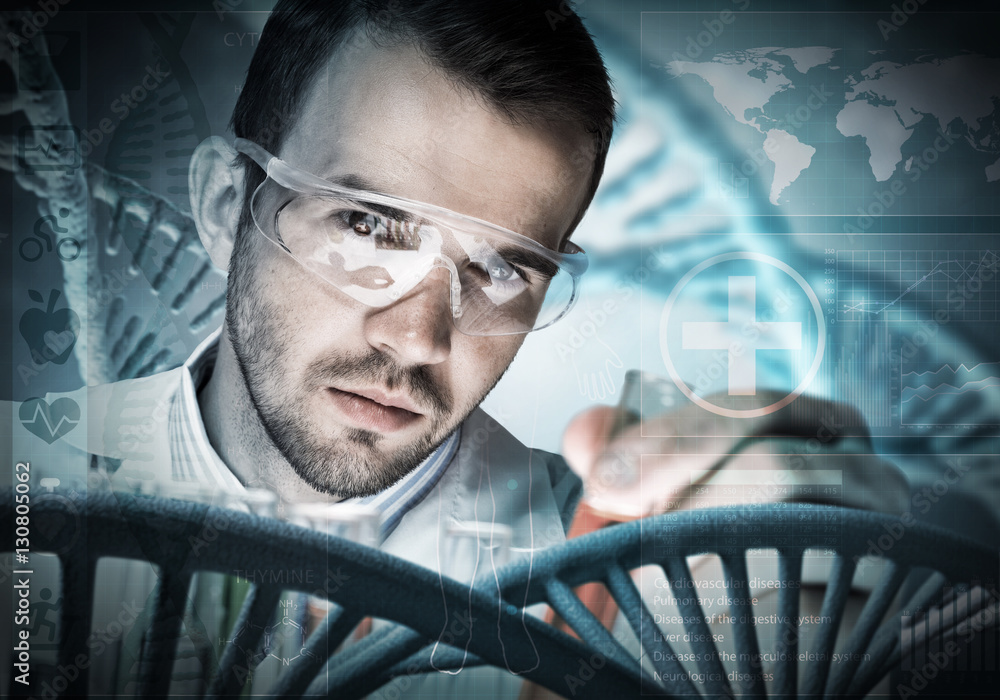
[{"x1": 250, "y1": 179, "x2": 581, "y2": 336}]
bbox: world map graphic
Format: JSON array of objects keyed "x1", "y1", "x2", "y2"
[{"x1": 665, "y1": 49, "x2": 1000, "y2": 206}]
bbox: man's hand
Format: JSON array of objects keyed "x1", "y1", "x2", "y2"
[{"x1": 563, "y1": 389, "x2": 906, "y2": 520}]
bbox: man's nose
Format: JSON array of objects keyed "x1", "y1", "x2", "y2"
[{"x1": 363, "y1": 267, "x2": 454, "y2": 366}]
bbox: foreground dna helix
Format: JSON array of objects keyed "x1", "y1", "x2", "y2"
[{"x1": 3, "y1": 488, "x2": 997, "y2": 699}]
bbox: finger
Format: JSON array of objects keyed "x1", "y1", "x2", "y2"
[{"x1": 562, "y1": 404, "x2": 617, "y2": 480}]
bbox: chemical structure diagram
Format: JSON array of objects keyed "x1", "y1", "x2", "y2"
[{"x1": 228, "y1": 595, "x2": 318, "y2": 676}]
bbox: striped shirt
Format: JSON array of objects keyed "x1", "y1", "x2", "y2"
[{"x1": 169, "y1": 329, "x2": 459, "y2": 541}]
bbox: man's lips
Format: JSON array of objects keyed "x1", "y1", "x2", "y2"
[
  {"x1": 324, "y1": 386, "x2": 422, "y2": 432},
  {"x1": 345, "y1": 387, "x2": 421, "y2": 413}
]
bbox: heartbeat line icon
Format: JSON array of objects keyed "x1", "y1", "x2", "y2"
[
  {"x1": 18, "y1": 125, "x2": 80, "y2": 172},
  {"x1": 22, "y1": 142, "x2": 66, "y2": 158},
  {"x1": 19, "y1": 397, "x2": 80, "y2": 444}
]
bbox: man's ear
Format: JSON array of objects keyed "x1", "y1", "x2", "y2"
[{"x1": 189, "y1": 136, "x2": 244, "y2": 270}]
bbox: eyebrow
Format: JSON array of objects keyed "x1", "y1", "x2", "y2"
[
  {"x1": 325, "y1": 173, "x2": 560, "y2": 272},
  {"x1": 327, "y1": 173, "x2": 383, "y2": 192},
  {"x1": 495, "y1": 245, "x2": 559, "y2": 279},
  {"x1": 352, "y1": 199, "x2": 418, "y2": 224},
  {"x1": 326, "y1": 173, "x2": 419, "y2": 223}
]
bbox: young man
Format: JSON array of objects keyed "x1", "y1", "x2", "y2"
[
  {"x1": 5, "y1": 2, "x2": 916, "y2": 696},
  {"x1": 189, "y1": 0, "x2": 614, "y2": 521},
  {"x1": 29, "y1": 0, "x2": 614, "y2": 533},
  {"x1": 7, "y1": 2, "x2": 617, "y2": 695}
]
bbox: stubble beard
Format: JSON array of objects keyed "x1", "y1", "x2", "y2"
[{"x1": 224, "y1": 227, "x2": 486, "y2": 499}]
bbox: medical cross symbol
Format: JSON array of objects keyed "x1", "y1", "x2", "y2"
[{"x1": 681, "y1": 276, "x2": 801, "y2": 395}]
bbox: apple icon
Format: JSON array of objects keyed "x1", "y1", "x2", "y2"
[{"x1": 20, "y1": 289, "x2": 80, "y2": 366}]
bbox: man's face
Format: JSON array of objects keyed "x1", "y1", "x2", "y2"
[{"x1": 226, "y1": 36, "x2": 593, "y2": 498}]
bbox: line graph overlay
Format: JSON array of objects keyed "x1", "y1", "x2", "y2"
[
  {"x1": 837, "y1": 249, "x2": 1000, "y2": 322},
  {"x1": 19, "y1": 402, "x2": 81, "y2": 441},
  {"x1": 901, "y1": 360, "x2": 1000, "y2": 426}
]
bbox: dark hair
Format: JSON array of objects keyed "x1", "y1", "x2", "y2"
[{"x1": 230, "y1": 0, "x2": 615, "y2": 238}]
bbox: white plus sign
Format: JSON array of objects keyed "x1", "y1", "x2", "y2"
[{"x1": 681, "y1": 276, "x2": 801, "y2": 395}]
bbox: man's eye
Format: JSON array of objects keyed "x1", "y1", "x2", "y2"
[
  {"x1": 488, "y1": 261, "x2": 516, "y2": 281},
  {"x1": 471, "y1": 258, "x2": 526, "y2": 284},
  {"x1": 347, "y1": 211, "x2": 379, "y2": 235}
]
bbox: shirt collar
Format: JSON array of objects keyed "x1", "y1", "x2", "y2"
[{"x1": 174, "y1": 328, "x2": 459, "y2": 541}]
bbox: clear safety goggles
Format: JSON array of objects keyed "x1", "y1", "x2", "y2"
[{"x1": 234, "y1": 139, "x2": 588, "y2": 336}]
